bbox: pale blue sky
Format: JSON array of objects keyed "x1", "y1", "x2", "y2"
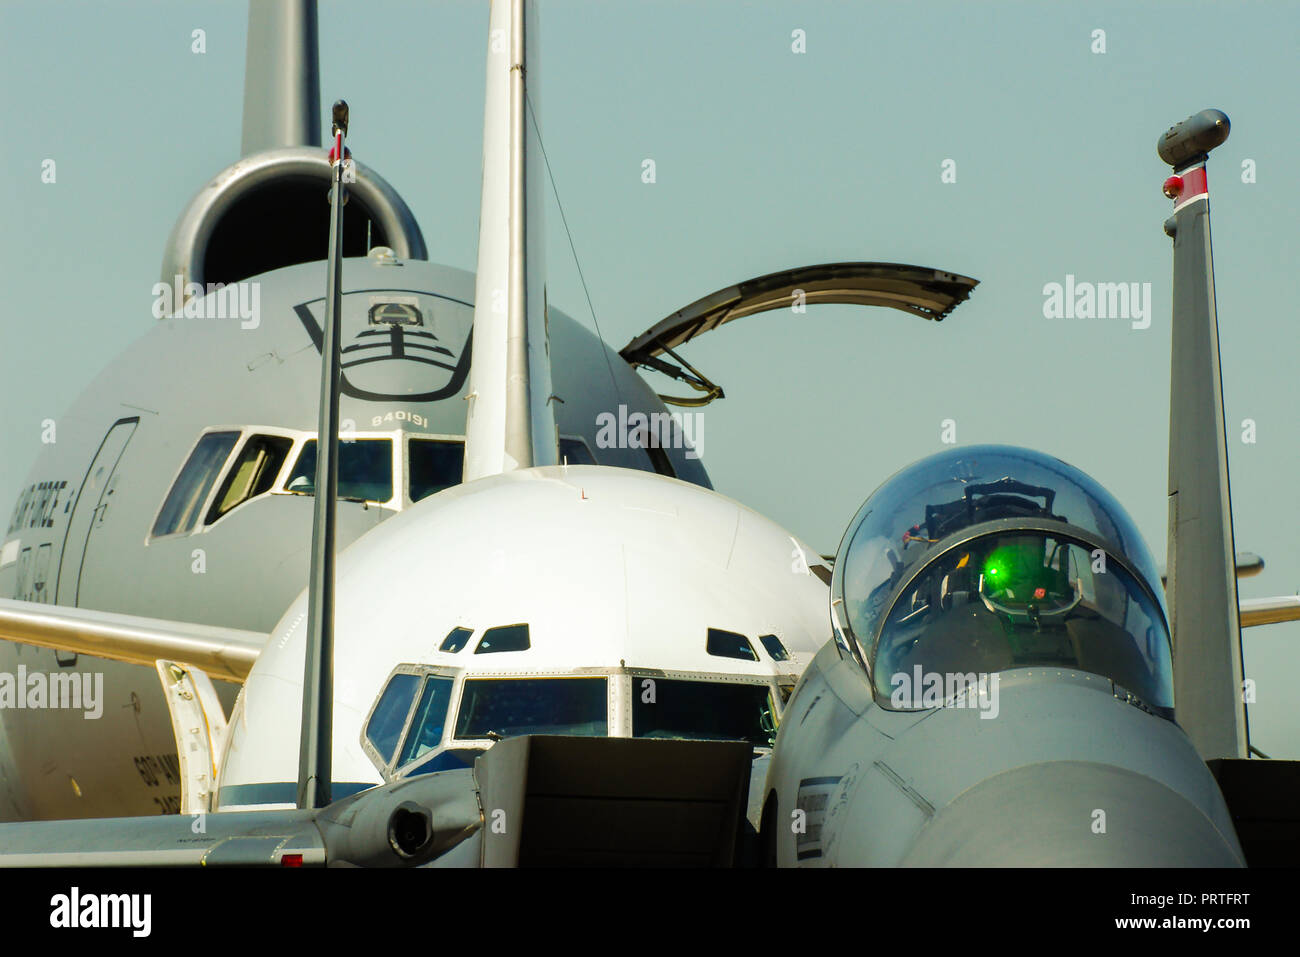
[{"x1": 1, "y1": 0, "x2": 1297, "y2": 752}]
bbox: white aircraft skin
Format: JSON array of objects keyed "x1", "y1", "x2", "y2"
[{"x1": 218, "y1": 465, "x2": 829, "y2": 810}]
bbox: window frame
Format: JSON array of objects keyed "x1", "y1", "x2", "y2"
[
  {"x1": 147, "y1": 427, "x2": 246, "y2": 542},
  {"x1": 276, "y1": 429, "x2": 404, "y2": 509},
  {"x1": 403, "y1": 432, "x2": 467, "y2": 506},
  {"x1": 202, "y1": 429, "x2": 299, "y2": 527},
  {"x1": 361, "y1": 663, "x2": 462, "y2": 779}
]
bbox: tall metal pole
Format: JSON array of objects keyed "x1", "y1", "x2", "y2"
[{"x1": 298, "y1": 100, "x2": 349, "y2": 809}]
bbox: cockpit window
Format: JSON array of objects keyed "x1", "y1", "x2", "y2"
[
  {"x1": 365, "y1": 672, "x2": 421, "y2": 765},
  {"x1": 632, "y1": 679, "x2": 777, "y2": 748},
  {"x1": 409, "y1": 438, "x2": 464, "y2": 503},
  {"x1": 206, "y1": 434, "x2": 293, "y2": 524},
  {"x1": 395, "y1": 675, "x2": 456, "y2": 768},
  {"x1": 706, "y1": 628, "x2": 757, "y2": 661},
  {"x1": 758, "y1": 634, "x2": 790, "y2": 662},
  {"x1": 871, "y1": 532, "x2": 1173, "y2": 715},
  {"x1": 151, "y1": 431, "x2": 240, "y2": 537},
  {"x1": 835, "y1": 445, "x2": 1174, "y2": 717},
  {"x1": 285, "y1": 438, "x2": 393, "y2": 504},
  {"x1": 475, "y1": 624, "x2": 530, "y2": 654},
  {"x1": 455, "y1": 677, "x2": 607, "y2": 739},
  {"x1": 439, "y1": 627, "x2": 474, "y2": 653}
]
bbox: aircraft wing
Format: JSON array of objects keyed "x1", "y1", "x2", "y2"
[
  {"x1": 619, "y1": 262, "x2": 977, "y2": 405},
  {"x1": 0, "y1": 598, "x2": 266, "y2": 683},
  {"x1": 1239, "y1": 595, "x2": 1300, "y2": 628}
]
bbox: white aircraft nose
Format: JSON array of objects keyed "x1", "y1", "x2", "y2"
[{"x1": 898, "y1": 759, "x2": 1244, "y2": 867}]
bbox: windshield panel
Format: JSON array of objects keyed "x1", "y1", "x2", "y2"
[
  {"x1": 836, "y1": 445, "x2": 1167, "y2": 658},
  {"x1": 632, "y1": 678, "x2": 777, "y2": 747},
  {"x1": 873, "y1": 533, "x2": 1173, "y2": 714},
  {"x1": 409, "y1": 438, "x2": 464, "y2": 503},
  {"x1": 396, "y1": 675, "x2": 456, "y2": 767},
  {"x1": 365, "y1": 672, "x2": 421, "y2": 764},
  {"x1": 455, "y1": 677, "x2": 607, "y2": 739},
  {"x1": 285, "y1": 439, "x2": 393, "y2": 503},
  {"x1": 152, "y1": 431, "x2": 240, "y2": 537}
]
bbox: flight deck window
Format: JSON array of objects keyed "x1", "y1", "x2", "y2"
[
  {"x1": 439, "y1": 627, "x2": 474, "y2": 653},
  {"x1": 396, "y1": 675, "x2": 456, "y2": 768},
  {"x1": 151, "y1": 431, "x2": 240, "y2": 537},
  {"x1": 409, "y1": 438, "x2": 464, "y2": 503},
  {"x1": 365, "y1": 672, "x2": 421, "y2": 765},
  {"x1": 758, "y1": 634, "x2": 790, "y2": 662},
  {"x1": 475, "y1": 624, "x2": 530, "y2": 654},
  {"x1": 706, "y1": 628, "x2": 758, "y2": 661},
  {"x1": 206, "y1": 434, "x2": 293, "y2": 524},
  {"x1": 455, "y1": 677, "x2": 607, "y2": 739},
  {"x1": 285, "y1": 439, "x2": 393, "y2": 503},
  {"x1": 632, "y1": 679, "x2": 777, "y2": 748}
]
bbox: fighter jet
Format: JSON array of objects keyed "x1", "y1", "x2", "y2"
[
  {"x1": 758, "y1": 110, "x2": 1300, "y2": 867},
  {"x1": 0, "y1": 0, "x2": 976, "y2": 823}
]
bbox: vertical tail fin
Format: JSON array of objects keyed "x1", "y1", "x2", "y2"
[
  {"x1": 1159, "y1": 109, "x2": 1247, "y2": 760},
  {"x1": 241, "y1": 0, "x2": 321, "y2": 154},
  {"x1": 463, "y1": 0, "x2": 559, "y2": 481}
]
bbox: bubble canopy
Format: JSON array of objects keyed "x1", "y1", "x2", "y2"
[{"x1": 833, "y1": 446, "x2": 1173, "y2": 716}]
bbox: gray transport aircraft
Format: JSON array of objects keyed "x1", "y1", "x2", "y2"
[
  {"x1": 758, "y1": 110, "x2": 1300, "y2": 867},
  {"x1": 0, "y1": 0, "x2": 984, "y2": 865},
  {"x1": 0, "y1": 0, "x2": 975, "y2": 826}
]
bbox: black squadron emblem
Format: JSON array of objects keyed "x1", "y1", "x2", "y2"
[{"x1": 293, "y1": 291, "x2": 473, "y2": 402}]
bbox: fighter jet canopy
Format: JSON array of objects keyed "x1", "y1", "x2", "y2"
[{"x1": 833, "y1": 446, "x2": 1173, "y2": 717}]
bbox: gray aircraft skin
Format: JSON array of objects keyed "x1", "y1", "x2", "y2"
[{"x1": 759, "y1": 110, "x2": 1256, "y2": 867}]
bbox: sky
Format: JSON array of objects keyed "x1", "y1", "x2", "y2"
[{"x1": 1, "y1": 0, "x2": 1297, "y2": 753}]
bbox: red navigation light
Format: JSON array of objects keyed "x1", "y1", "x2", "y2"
[
  {"x1": 281, "y1": 853, "x2": 304, "y2": 867},
  {"x1": 1033, "y1": 587, "x2": 1046, "y2": 599},
  {"x1": 1162, "y1": 175, "x2": 1184, "y2": 200}
]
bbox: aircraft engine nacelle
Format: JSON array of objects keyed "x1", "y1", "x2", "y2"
[{"x1": 159, "y1": 146, "x2": 428, "y2": 294}]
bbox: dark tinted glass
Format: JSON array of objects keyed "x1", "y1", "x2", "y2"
[
  {"x1": 286, "y1": 439, "x2": 393, "y2": 503},
  {"x1": 758, "y1": 634, "x2": 790, "y2": 662},
  {"x1": 439, "y1": 627, "x2": 474, "y2": 653},
  {"x1": 409, "y1": 438, "x2": 464, "y2": 503},
  {"x1": 633, "y1": 678, "x2": 776, "y2": 747},
  {"x1": 706, "y1": 628, "x2": 757, "y2": 661},
  {"x1": 475, "y1": 624, "x2": 530, "y2": 654},
  {"x1": 455, "y1": 678, "x2": 607, "y2": 739}
]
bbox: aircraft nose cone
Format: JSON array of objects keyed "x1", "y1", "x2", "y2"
[{"x1": 899, "y1": 760, "x2": 1243, "y2": 867}]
